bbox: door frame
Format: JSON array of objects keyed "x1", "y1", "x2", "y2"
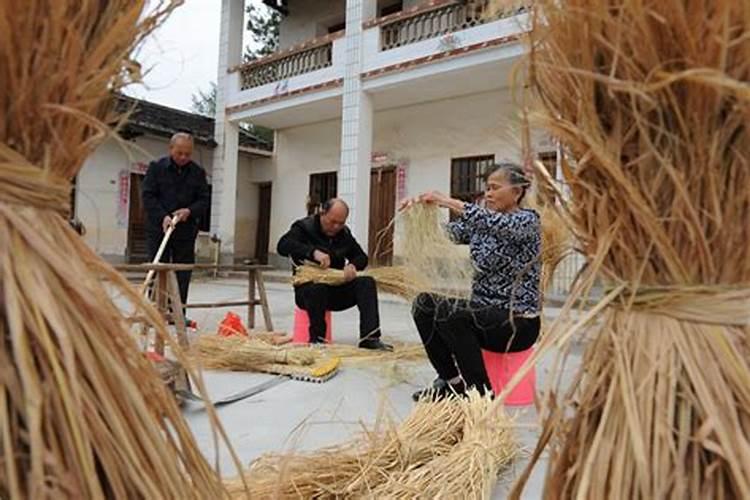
[
  {"x1": 254, "y1": 182, "x2": 273, "y2": 264},
  {"x1": 368, "y1": 166, "x2": 397, "y2": 267},
  {"x1": 126, "y1": 172, "x2": 147, "y2": 263}
]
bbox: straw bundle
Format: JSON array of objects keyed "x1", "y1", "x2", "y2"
[
  {"x1": 397, "y1": 203, "x2": 475, "y2": 299},
  {"x1": 292, "y1": 264, "x2": 429, "y2": 300},
  {"x1": 369, "y1": 392, "x2": 518, "y2": 499},
  {"x1": 505, "y1": 0, "x2": 750, "y2": 498},
  {"x1": 192, "y1": 334, "x2": 425, "y2": 374},
  {"x1": 0, "y1": 1, "x2": 235, "y2": 498},
  {"x1": 321, "y1": 341, "x2": 426, "y2": 366},
  {"x1": 191, "y1": 335, "x2": 317, "y2": 370},
  {"x1": 226, "y1": 393, "x2": 517, "y2": 498}
]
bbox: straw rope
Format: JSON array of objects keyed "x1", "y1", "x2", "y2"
[
  {"x1": 0, "y1": 153, "x2": 72, "y2": 215},
  {"x1": 610, "y1": 284, "x2": 750, "y2": 326}
]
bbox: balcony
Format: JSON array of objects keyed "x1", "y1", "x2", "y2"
[
  {"x1": 225, "y1": 32, "x2": 346, "y2": 128},
  {"x1": 238, "y1": 40, "x2": 335, "y2": 91},
  {"x1": 225, "y1": 1, "x2": 529, "y2": 128},
  {"x1": 362, "y1": 1, "x2": 529, "y2": 109},
  {"x1": 376, "y1": 0, "x2": 526, "y2": 51}
]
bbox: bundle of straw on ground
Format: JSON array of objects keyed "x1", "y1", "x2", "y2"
[
  {"x1": 226, "y1": 393, "x2": 517, "y2": 498},
  {"x1": 191, "y1": 334, "x2": 424, "y2": 374},
  {"x1": 191, "y1": 335, "x2": 318, "y2": 370},
  {"x1": 504, "y1": 0, "x2": 750, "y2": 498},
  {"x1": 368, "y1": 392, "x2": 518, "y2": 499},
  {"x1": 0, "y1": 1, "x2": 239, "y2": 497}
]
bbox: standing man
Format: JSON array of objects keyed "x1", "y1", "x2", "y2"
[
  {"x1": 277, "y1": 198, "x2": 392, "y2": 351},
  {"x1": 142, "y1": 132, "x2": 210, "y2": 314}
]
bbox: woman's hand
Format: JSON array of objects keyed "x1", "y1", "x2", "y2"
[
  {"x1": 398, "y1": 195, "x2": 420, "y2": 212},
  {"x1": 398, "y1": 191, "x2": 464, "y2": 213},
  {"x1": 418, "y1": 191, "x2": 451, "y2": 207}
]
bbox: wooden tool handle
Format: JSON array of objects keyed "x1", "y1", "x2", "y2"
[{"x1": 140, "y1": 215, "x2": 179, "y2": 294}]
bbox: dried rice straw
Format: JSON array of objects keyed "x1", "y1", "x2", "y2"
[
  {"x1": 320, "y1": 341, "x2": 426, "y2": 366},
  {"x1": 496, "y1": 0, "x2": 750, "y2": 498},
  {"x1": 369, "y1": 392, "x2": 518, "y2": 499},
  {"x1": 292, "y1": 264, "x2": 430, "y2": 301},
  {"x1": 0, "y1": 1, "x2": 241, "y2": 497},
  {"x1": 191, "y1": 335, "x2": 318, "y2": 370},
  {"x1": 191, "y1": 334, "x2": 425, "y2": 373},
  {"x1": 396, "y1": 203, "x2": 476, "y2": 299},
  {"x1": 226, "y1": 392, "x2": 517, "y2": 498}
]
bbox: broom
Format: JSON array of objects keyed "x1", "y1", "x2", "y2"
[
  {"x1": 498, "y1": 0, "x2": 750, "y2": 498},
  {"x1": 0, "y1": 1, "x2": 243, "y2": 497}
]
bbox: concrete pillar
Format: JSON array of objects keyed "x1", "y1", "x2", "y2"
[
  {"x1": 212, "y1": 0, "x2": 245, "y2": 259},
  {"x1": 338, "y1": 0, "x2": 377, "y2": 248}
]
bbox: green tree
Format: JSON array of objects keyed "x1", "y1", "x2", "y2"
[
  {"x1": 190, "y1": 81, "x2": 216, "y2": 117},
  {"x1": 244, "y1": 3, "x2": 281, "y2": 62}
]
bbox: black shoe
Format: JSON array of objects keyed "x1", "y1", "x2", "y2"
[
  {"x1": 412, "y1": 378, "x2": 466, "y2": 402},
  {"x1": 358, "y1": 338, "x2": 394, "y2": 351}
]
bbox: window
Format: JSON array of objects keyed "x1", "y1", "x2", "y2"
[
  {"x1": 450, "y1": 155, "x2": 495, "y2": 204},
  {"x1": 308, "y1": 172, "x2": 337, "y2": 215},
  {"x1": 380, "y1": 2, "x2": 402, "y2": 17},
  {"x1": 327, "y1": 21, "x2": 346, "y2": 34},
  {"x1": 537, "y1": 151, "x2": 558, "y2": 180}
]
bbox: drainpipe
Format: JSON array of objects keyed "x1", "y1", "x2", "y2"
[{"x1": 211, "y1": 234, "x2": 221, "y2": 278}]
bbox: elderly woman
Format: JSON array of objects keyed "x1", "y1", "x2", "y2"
[{"x1": 404, "y1": 162, "x2": 541, "y2": 401}]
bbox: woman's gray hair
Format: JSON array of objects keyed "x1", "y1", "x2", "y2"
[{"x1": 486, "y1": 162, "x2": 531, "y2": 203}]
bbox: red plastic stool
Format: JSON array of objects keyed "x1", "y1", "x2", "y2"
[
  {"x1": 292, "y1": 306, "x2": 333, "y2": 344},
  {"x1": 481, "y1": 347, "x2": 536, "y2": 406}
]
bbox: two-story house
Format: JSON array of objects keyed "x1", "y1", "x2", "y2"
[{"x1": 212, "y1": 0, "x2": 560, "y2": 268}]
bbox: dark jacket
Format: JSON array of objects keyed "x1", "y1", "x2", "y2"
[
  {"x1": 277, "y1": 214, "x2": 369, "y2": 271},
  {"x1": 141, "y1": 156, "x2": 210, "y2": 240}
]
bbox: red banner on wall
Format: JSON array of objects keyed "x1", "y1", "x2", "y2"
[
  {"x1": 117, "y1": 170, "x2": 129, "y2": 228},
  {"x1": 396, "y1": 162, "x2": 407, "y2": 202}
]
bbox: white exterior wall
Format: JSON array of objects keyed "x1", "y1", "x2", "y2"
[
  {"x1": 75, "y1": 136, "x2": 214, "y2": 260},
  {"x1": 375, "y1": 89, "x2": 523, "y2": 198},
  {"x1": 279, "y1": 0, "x2": 346, "y2": 49},
  {"x1": 266, "y1": 120, "x2": 342, "y2": 266}
]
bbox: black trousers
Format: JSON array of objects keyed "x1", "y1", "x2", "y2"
[
  {"x1": 412, "y1": 293, "x2": 540, "y2": 392},
  {"x1": 146, "y1": 233, "x2": 195, "y2": 306},
  {"x1": 294, "y1": 276, "x2": 381, "y2": 343}
]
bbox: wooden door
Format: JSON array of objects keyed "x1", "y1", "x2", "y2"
[
  {"x1": 127, "y1": 173, "x2": 148, "y2": 263},
  {"x1": 368, "y1": 167, "x2": 396, "y2": 266},
  {"x1": 255, "y1": 183, "x2": 272, "y2": 264}
]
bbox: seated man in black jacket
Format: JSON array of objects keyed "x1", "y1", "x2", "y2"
[{"x1": 277, "y1": 198, "x2": 392, "y2": 351}]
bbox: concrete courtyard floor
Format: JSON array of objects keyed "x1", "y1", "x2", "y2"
[{"x1": 174, "y1": 276, "x2": 583, "y2": 499}]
